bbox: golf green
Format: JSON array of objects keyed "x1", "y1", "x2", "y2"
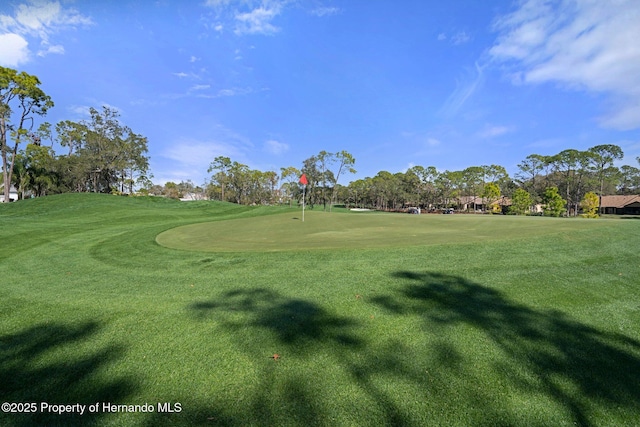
[{"x1": 156, "y1": 210, "x2": 602, "y2": 252}]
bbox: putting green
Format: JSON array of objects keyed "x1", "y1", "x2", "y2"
[{"x1": 156, "y1": 210, "x2": 601, "y2": 252}]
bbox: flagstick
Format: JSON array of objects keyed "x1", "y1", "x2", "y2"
[{"x1": 302, "y1": 184, "x2": 306, "y2": 222}]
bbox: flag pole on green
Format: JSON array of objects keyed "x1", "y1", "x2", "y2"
[{"x1": 299, "y1": 174, "x2": 308, "y2": 222}]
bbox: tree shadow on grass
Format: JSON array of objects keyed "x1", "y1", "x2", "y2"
[
  {"x1": 0, "y1": 321, "x2": 136, "y2": 427},
  {"x1": 377, "y1": 271, "x2": 640, "y2": 426},
  {"x1": 190, "y1": 288, "x2": 362, "y2": 352},
  {"x1": 171, "y1": 289, "x2": 367, "y2": 426},
  {"x1": 172, "y1": 277, "x2": 640, "y2": 426}
]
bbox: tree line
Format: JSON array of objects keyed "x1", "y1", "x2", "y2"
[
  {"x1": 3, "y1": 66, "x2": 640, "y2": 216},
  {"x1": 194, "y1": 145, "x2": 639, "y2": 217},
  {"x1": 1, "y1": 66, "x2": 150, "y2": 201}
]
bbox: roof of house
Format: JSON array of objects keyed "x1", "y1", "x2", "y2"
[
  {"x1": 600, "y1": 195, "x2": 640, "y2": 208},
  {"x1": 457, "y1": 196, "x2": 511, "y2": 205}
]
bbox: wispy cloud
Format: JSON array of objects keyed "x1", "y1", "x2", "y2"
[
  {"x1": 451, "y1": 31, "x2": 471, "y2": 45},
  {"x1": 310, "y1": 7, "x2": 341, "y2": 17},
  {"x1": 204, "y1": 86, "x2": 257, "y2": 98},
  {"x1": 490, "y1": 0, "x2": 640, "y2": 130},
  {"x1": 160, "y1": 123, "x2": 255, "y2": 180},
  {"x1": 204, "y1": 0, "x2": 301, "y2": 36},
  {"x1": 234, "y1": 5, "x2": 282, "y2": 35},
  {"x1": 0, "y1": 0, "x2": 93, "y2": 66},
  {"x1": 477, "y1": 125, "x2": 512, "y2": 139},
  {"x1": 437, "y1": 30, "x2": 471, "y2": 45},
  {"x1": 263, "y1": 139, "x2": 289, "y2": 155},
  {"x1": 426, "y1": 137, "x2": 441, "y2": 147},
  {"x1": 439, "y1": 61, "x2": 485, "y2": 117}
]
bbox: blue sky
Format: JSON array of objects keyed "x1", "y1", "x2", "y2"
[{"x1": 1, "y1": 0, "x2": 639, "y2": 186}]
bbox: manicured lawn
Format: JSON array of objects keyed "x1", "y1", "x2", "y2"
[{"x1": 1, "y1": 193, "x2": 639, "y2": 426}]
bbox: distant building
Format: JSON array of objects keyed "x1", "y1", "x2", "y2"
[
  {"x1": 0, "y1": 185, "x2": 19, "y2": 202},
  {"x1": 179, "y1": 192, "x2": 207, "y2": 201},
  {"x1": 600, "y1": 195, "x2": 640, "y2": 215}
]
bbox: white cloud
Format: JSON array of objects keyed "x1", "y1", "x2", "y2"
[
  {"x1": 204, "y1": 0, "x2": 233, "y2": 8},
  {"x1": 234, "y1": 6, "x2": 281, "y2": 35},
  {"x1": 37, "y1": 43, "x2": 63, "y2": 56},
  {"x1": 439, "y1": 62, "x2": 485, "y2": 117},
  {"x1": 437, "y1": 33, "x2": 446, "y2": 41},
  {"x1": 204, "y1": 0, "x2": 292, "y2": 36},
  {"x1": 311, "y1": 7, "x2": 341, "y2": 17},
  {"x1": 160, "y1": 129, "x2": 253, "y2": 183},
  {"x1": 451, "y1": 31, "x2": 470, "y2": 45},
  {"x1": 197, "y1": 86, "x2": 256, "y2": 98},
  {"x1": 426, "y1": 138, "x2": 441, "y2": 147},
  {"x1": 263, "y1": 139, "x2": 289, "y2": 155},
  {"x1": 0, "y1": 0, "x2": 92, "y2": 65},
  {"x1": 0, "y1": 33, "x2": 29, "y2": 66},
  {"x1": 163, "y1": 139, "x2": 240, "y2": 169},
  {"x1": 478, "y1": 125, "x2": 511, "y2": 139},
  {"x1": 490, "y1": 0, "x2": 640, "y2": 130}
]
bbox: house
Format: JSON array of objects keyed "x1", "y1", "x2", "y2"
[
  {"x1": 0, "y1": 184, "x2": 19, "y2": 202},
  {"x1": 179, "y1": 192, "x2": 207, "y2": 201},
  {"x1": 600, "y1": 195, "x2": 640, "y2": 215},
  {"x1": 457, "y1": 196, "x2": 513, "y2": 213}
]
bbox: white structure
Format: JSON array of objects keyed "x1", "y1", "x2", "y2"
[
  {"x1": 179, "y1": 192, "x2": 207, "y2": 201},
  {"x1": 0, "y1": 184, "x2": 19, "y2": 202}
]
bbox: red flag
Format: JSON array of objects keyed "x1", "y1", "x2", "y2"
[{"x1": 299, "y1": 174, "x2": 308, "y2": 185}]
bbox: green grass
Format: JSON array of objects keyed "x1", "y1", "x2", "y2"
[
  {"x1": 1, "y1": 193, "x2": 639, "y2": 426},
  {"x1": 156, "y1": 209, "x2": 604, "y2": 252}
]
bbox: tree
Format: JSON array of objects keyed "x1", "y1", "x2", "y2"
[
  {"x1": 118, "y1": 132, "x2": 150, "y2": 194},
  {"x1": 52, "y1": 107, "x2": 149, "y2": 194},
  {"x1": 316, "y1": 150, "x2": 334, "y2": 210},
  {"x1": 329, "y1": 150, "x2": 356, "y2": 211},
  {"x1": 510, "y1": 188, "x2": 533, "y2": 215},
  {"x1": 580, "y1": 191, "x2": 599, "y2": 218},
  {"x1": 301, "y1": 155, "x2": 321, "y2": 209},
  {"x1": 588, "y1": 144, "x2": 623, "y2": 213},
  {"x1": 280, "y1": 166, "x2": 301, "y2": 207},
  {"x1": 543, "y1": 187, "x2": 566, "y2": 217},
  {"x1": 516, "y1": 154, "x2": 546, "y2": 201},
  {"x1": 208, "y1": 156, "x2": 232, "y2": 201},
  {"x1": 435, "y1": 170, "x2": 461, "y2": 209},
  {"x1": 618, "y1": 165, "x2": 640, "y2": 194},
  {"x1": 56, "y1": 120, "x2": 87, "y2": 155},
  {"x1": 551, "y1": 149, "x2": 594, "y2": 216},
  {"x1": 1, "y1": 66, "x2": 54, "y2": 202},
  {"x1": 15, "y1": 143, "x2": 56, "y2": 197},
  {"x1": 481, "y1": 182, "x2": 501, "y2": 213},
  {"x1": 461, "y1": 166, "x2": 484, "y2": 212},
  {"x1": 409, "y1": 165, "x2": 438, "y2": 209}
]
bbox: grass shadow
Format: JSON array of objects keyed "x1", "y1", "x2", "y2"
[
  {"x1": 0, "y1": 321, "x2": 136, "y2": 427},
  {"x1": 382, "y1": 270, "x2": 640, "y2": 426},
  {"x1": 190, "y1": 288, "x2": 362, "y2": 352},
  {"x1": 183, "y1": 289, "x2": 369, "y2": 426}
]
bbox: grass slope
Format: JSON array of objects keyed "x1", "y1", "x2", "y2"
[{"x1": 1, "y1": 194, "x2": 639, "y2": 427}]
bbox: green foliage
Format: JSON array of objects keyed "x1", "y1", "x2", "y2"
[
  {"x1": 580, "y1": 191, "x2": 600, "y2": 218},
  {"x1": 482, "y1": 182, "x2": 501, "y2": 210},
  {"x1": 543, "y1": 186, "x2": 566, "y2": 217},
  {"x1": 510, "y1": 188, "x2": 533, "y2": 215},
  {"x1": 1, "y1": 66, "x2": 53, "y2": 202}
]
